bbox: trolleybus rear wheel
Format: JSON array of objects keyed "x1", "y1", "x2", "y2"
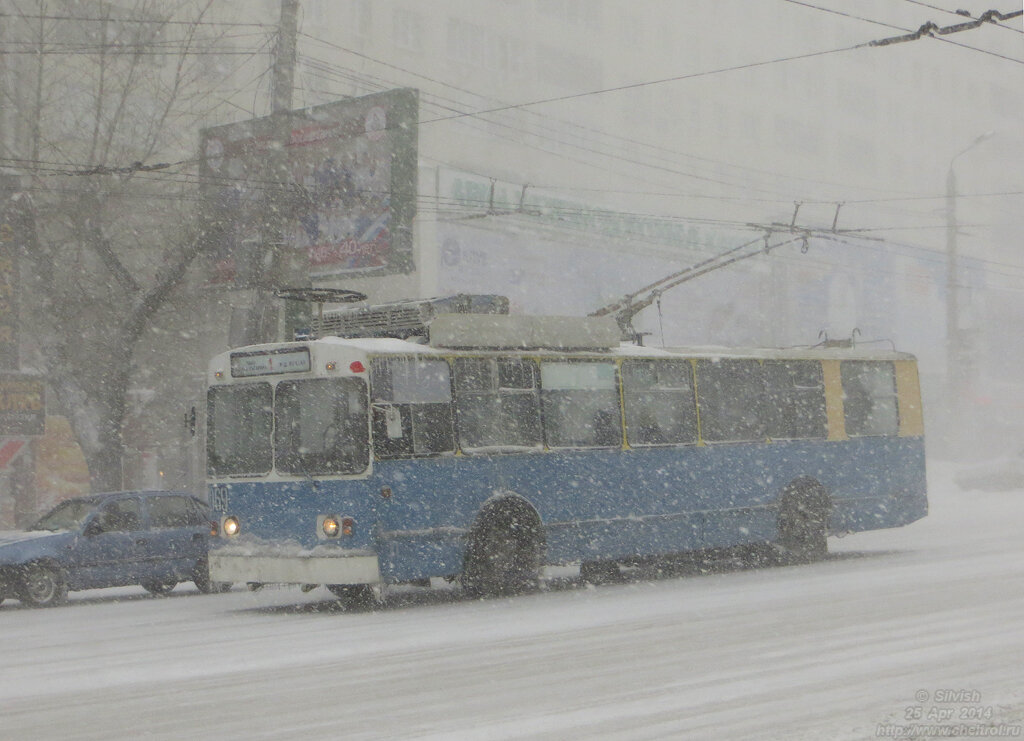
[
  {"x1": 778, "y1": 479, "x2": 830, "y2": 562},
  {"x1": 579, "y1": 560, "x2": 621, "y2": 585}
]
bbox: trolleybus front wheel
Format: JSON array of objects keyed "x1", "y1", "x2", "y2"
[
  {"x1": 327, "y1": 583, "x2": 377, "y2": 610},
  {"x1": 463, "y1": 498, "x2": 545, "y2": 599}
]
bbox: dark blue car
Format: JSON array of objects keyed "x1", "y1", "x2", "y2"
[{"x1": 0, "y1": 490, "x2": 229, "y2": 607}]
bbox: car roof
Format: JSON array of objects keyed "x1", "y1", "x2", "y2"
[{"x1": 68, "y1": 490, "x2": 202, "y2": 504}]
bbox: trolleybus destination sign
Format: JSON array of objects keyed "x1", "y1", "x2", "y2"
[{"x1": 230, "y1": 348, "x2": 311, "y2": 378}]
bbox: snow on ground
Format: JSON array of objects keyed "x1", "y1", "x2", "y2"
[{"x1": 2, "y1": 461, "x2": 1023, "y2": 740}]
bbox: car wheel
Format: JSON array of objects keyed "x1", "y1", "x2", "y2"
[
  {"x1": 196, "y1": 578, "x2": 232, "y2": 594},
  {"x1": 193, "y1": 559, "x2": 232, "y2": 594},
  {"x1": 19, "y1": 562, "x2": 68, "y2": 607},
  {"x1": 141, "y1": 579, "x2": 177, "y2": 596}
]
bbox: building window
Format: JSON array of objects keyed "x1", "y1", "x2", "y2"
[
  {"x1": 355, "y1": 0, "x2": 372, "y2": 38},
  {"x1": 446, "y1": 17, "x2": 484, "y2": 67},
  {"x1": 535, "y1": 45, "x2": 602, "y2": 90},
  {"x1": 392, "y1": 9, "x2": 424, "y2": 52}
]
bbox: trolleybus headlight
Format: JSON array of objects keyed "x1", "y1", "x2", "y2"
[
  {"x1": 322, "y1": 515, "x2": 340, "y2": 538},
  {"x1": 317, "y1": 514, "x2": 354, "y2": 539},
  {"x1": 222, "y1": 516, "x2": 240, "y2": 537}
]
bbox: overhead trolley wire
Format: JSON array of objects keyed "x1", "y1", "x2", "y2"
[
  {"x1": 297, "y1": 28, "x2": 1013, "y2": 214},
  {"x1": 780, "y1": 0, "x2": 1024, "y2": 62},
  {"x1": 901, "y1": 0, "x2": 1024, "y2": 34},
  {"x1": 0, "y1": 11, "x2": 275, "y2": 28},
  {"x1": 296, "y1": 35, "x2": 933, "y2": 219},
  {"x1": 295, "y1": 37, "x2": 801, "y2": 197},
  {"x1": 416, "y1": 45, "x2": 864, "y2": 125}
]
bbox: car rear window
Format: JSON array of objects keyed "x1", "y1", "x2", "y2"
[{"x1": 148, "y1": 496, "x2": 204, "y2": 528}]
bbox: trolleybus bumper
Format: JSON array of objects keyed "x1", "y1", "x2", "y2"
[{"x1": 209, "y1": 553, "x2": 381, "y2": 586}]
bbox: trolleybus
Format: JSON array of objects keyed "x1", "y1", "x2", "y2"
[{"x1": 206, "y1": 303, "x2": 927, "y2": 604}]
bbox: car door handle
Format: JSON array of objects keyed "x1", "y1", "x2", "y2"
[{"x1": 135, "y1": 538, "x2": 148, "y2": 546}]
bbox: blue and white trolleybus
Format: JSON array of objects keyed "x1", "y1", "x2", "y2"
[{"x1": 206, "y1": 300, "x2": 927, "y2": 604}]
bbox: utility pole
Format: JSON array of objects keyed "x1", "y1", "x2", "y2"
[
  {"x1": 248, "y1": 0, "x2": 306, "y2": 343},
  {"x1": 271, "y1": 0, "x2": 298, "y2": 116},
  {"x1": 945, "y1": 132, "x2": 992, "y2": 446},
  {"x1": 945, "y1": 165, "x2": 961, "y2": 412}
]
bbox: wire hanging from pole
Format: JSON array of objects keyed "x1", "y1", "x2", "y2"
[{"x1": 656, "y1": 293, "x2": 666, "y2": 348}]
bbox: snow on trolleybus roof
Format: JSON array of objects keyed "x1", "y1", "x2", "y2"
[{"x1": 208, "y1": 313, "x2": 915, "y2": 382}]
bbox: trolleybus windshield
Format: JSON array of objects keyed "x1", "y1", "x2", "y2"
[{"x1": 207, "y1": 378, "x2": 369, "y2": 477}]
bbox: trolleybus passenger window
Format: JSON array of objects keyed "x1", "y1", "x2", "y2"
[
  {"x1": 207, "y1": 384, "x2": 273, "y2": 476},
  {"x1": 696, "y1": 359, "x2": 767, "y2": 443},
  {"x1": 453, "y1": 358, "x2": 542, "y2": 451},
  {"x1": 540, "y1": 361, "x2": 622, "y2": 448},
  {"x1": 275, "y1": 378, "x2": 369, "y2": 475},
  {"x1": 621, "y1": 360, "x2": 697, "y2": 446},
  {"x1": 840, "y1": 361, "x2": 898, "y2": 437},
  {"x1": 764, "y1": 360, "x2": 827, "y2": 440},
  {"x1": 370, "y1": 358, "x2": 455, "y2": 457}
]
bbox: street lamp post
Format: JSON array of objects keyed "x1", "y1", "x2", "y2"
[{"x1": 945, "y1": 132, "x2": 993, "y2": 448}]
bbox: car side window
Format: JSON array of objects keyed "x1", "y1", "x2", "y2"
[
  {"x1": 186, "y1": 498, "x2": 211, "y2": 527},
  {"x1": 95, "y1": 498, "x2": 141, "y2": 533},
  {"x1": 148, "y1": 496, "x2": 201, "y2": 529}
]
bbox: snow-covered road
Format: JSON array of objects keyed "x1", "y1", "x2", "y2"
[{"x1": 2, "y1": 463, "x2": 1023, "y2": 740}]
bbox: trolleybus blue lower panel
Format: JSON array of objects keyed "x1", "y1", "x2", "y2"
[{"x1": 210, "y1": 435, "x2": 927, "y2": 585}]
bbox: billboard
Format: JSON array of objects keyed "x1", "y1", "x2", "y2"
[
  {"x1": 199, "y1": 88, "x2": 418, "y2": 283},
  {"x1": 0, "y1": 374, "x2": 45, "y2": 436}
]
